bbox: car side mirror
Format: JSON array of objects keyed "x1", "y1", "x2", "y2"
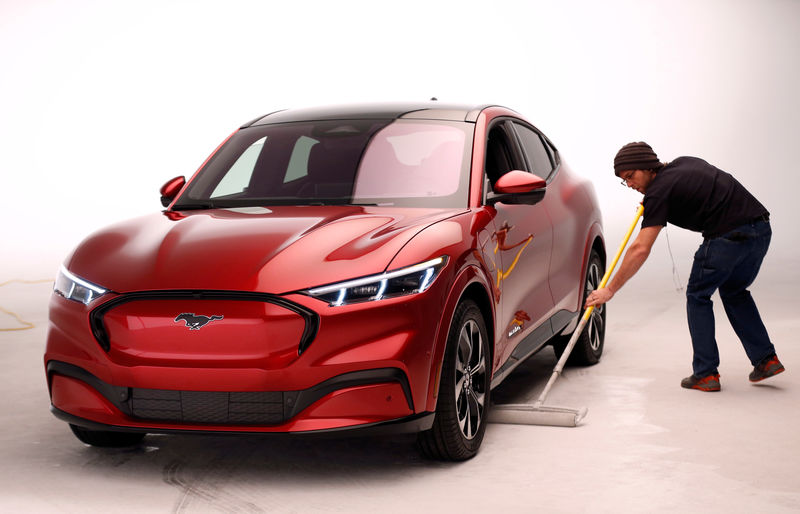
[
  {"x1": 486, "y1": 170, "x2": 546, "y2": 205},
  {"x1": 160, "y1": 176, "x2": 186, "y2": 207}
]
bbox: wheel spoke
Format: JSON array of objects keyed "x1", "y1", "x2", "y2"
[
  {"x1": 471, "y1": 358, "x2": 485, "y2": 377},
  {"x1": 589, "y1": 306, "x2": 604, "y2": 350},
  {"x1": 587, "y1": 263, "x2": 603, "y2": 315},
  {"x1": 471, "y1": 327, "x2": 482, "y2": 367},
  {"x1": 466, "y1": 394, "x2": 476, "y2": 438},
  {"x1": 591, "y1": 264, "x2": 600, "y2": 287},
  {"x1": 591, "y1": 309, "x2": 604, "y2": 330},
  {"x1": 472, "y1": 403, "x2": 483, "y2": 434},
  {"x1": 473, "y1": 389, "x2": 485, "y2": 410},
  {"x1": 457, "y1": 387, "x2": 467, "y2": 421},
  {"x1": 459, "y1": 324, "x2": 473, "y2": 363},
  {"x1": 460, "y1": 395, "x2": 472, "y2": 437}
]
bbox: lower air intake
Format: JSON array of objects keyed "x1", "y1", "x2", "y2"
[{"x1": 129, "y1": 388, "x2": 286, "y2": 424}]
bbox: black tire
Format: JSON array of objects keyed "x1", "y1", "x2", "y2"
[
  {"x1": 553, "y1": 249, "x2": 605, "y2": 366},
  {"x1": 417, "y1": 299, "x2": 490, "y2": 461},
  {"x1": 69, "y1": 424, "x2": 146, "y2": 447}
]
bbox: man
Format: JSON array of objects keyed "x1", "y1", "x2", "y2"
[{"x1": 585, "y1": 142, "x2": 784, "y2": 391}]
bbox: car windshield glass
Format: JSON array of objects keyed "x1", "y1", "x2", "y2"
[{"x1": 173, "y1": 119, "x2": 473, "y2": 209}]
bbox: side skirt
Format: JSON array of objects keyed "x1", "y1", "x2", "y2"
[{"x1": 490, "y1": 309, "x2": 577, "y2": 389}]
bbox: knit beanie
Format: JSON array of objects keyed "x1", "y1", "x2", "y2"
[{"x1": 613, "y1": 142, "x2": 661, "y2": 176}]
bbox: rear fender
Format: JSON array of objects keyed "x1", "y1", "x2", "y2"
[
  {"x1": 579, "y1": 221, "x2": 606, "y2": 302},
  {"x1": 560, "y1": 221, "x2": 604, "y2": 335}
]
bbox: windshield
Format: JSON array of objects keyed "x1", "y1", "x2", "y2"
[{"x1": 174, "y1": 119, "x2": 473, "y2": 209}]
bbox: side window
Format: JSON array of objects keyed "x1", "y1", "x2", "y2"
[
  {"x1": 211, "y1": 136, "x2": 267, "y2": 198},
  {"x1": 542, "y1": 137, "x2": 559, "y2": 166},
  {"x1": 513, "y1": 123, "x2": 554, "y2": 179},
  {"x1": 484, "y1": 124, "x2": 516, "y2": 188}
]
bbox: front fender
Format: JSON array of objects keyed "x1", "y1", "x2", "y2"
[{"x1": 422, "y1": 263, "x2": 495, "y2": 413}]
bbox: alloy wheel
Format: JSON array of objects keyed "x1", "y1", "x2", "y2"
[
  {"x1": 585, "y1": 261, "x2": 604, "y2": 352},
  {"x1": 455, "y1": 319, "x2": 487, "y2": 440}
]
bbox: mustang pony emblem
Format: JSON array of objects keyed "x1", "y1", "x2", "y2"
[{"x1": 174, "y1": 313, "x2": 224, "y2": 330}]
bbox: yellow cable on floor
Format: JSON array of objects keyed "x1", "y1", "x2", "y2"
[{"x1": 0, "y1": 279, "x2": 53, "y2": 331}]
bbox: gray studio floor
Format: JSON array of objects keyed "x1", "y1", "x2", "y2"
[{"x1": 1, "y1": 266, "x2": 797, "y2": 513}]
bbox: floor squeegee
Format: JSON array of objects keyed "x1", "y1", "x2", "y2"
[{"x1": 490, "y1": 204, "x2": 644, "y2": 427}]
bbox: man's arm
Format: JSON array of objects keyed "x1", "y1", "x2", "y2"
[{"x1": 585, "y1": 225, "x2": 662, "y2": 307}]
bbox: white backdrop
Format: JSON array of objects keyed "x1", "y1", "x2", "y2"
[{"x1": 2, "y1": 0, "x2": 798, "y2": 288}]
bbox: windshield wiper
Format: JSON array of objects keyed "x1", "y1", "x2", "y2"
[
  {"x1": 301, "y1": 199, "x2": 381, "y2": 206},
  {"x1": 174, "y1": 200, "x2": 383, "y2": 209},
  {"x1": 171, "y1": 202, "x2": 217, "y2": 211}
]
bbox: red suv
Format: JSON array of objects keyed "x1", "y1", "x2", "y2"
[{"x1": 46, "y1": 102, "x2": 604, "y2": 460}]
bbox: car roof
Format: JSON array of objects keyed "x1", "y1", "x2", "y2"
[{"x1": 243, "y1": 102, "x2": 510, "y2": 127}]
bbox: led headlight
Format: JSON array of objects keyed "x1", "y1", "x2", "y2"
[
  {"x1": 54, "y1": 266, "x2": 109, "y2": 305},
  {"x1": 306, "y1": 256, "x2": 447, "y2": 306}
]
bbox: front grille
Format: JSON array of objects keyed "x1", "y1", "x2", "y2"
[
  {"x1": 89, "y1": 290, "x2": 319, "y2": 354},
  {"x1": 129, "y1": 388, "x2": 287, "y2": 424}
]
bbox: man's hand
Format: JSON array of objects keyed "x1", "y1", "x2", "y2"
[
  {"x1": 585, "y1": 287, "x2": 614, "y2": 308},
  {"x1": 582, "y1": 225, "x2": 662, "y2": 310}
]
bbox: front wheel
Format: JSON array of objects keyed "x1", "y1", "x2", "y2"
[
  {"x1": 417, "y1": 299, "x2": 491, "y2": 461},
  {"x1": 553, "y1": 249, "x2": 605, "y2": 366}
]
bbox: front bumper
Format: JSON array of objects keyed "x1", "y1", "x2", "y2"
[
  {"x1": 47, "y1": 360, "x2": 431, "y2": 434},
  {"x1": 45, "y1": 279, "x2": 451, "y2": 433},
  {"x1": 51, "y1": 407, "x2": 434, "y2": 437}
]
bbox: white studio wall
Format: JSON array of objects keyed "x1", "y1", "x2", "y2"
[{"x1": 2, "y1": 0, "x2": 798, "y2": 285}]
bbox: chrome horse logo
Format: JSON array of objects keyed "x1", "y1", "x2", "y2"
[{"x1": 174, "y1": 313, "x2": 224, "y2": 330}]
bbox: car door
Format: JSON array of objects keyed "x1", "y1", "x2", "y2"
[
  {"x1": 510, "y1": 121, "x2": 585, "y2": 313},
  {"x1": 483, "y1": 119, "x2": 556, "y2": 369}
]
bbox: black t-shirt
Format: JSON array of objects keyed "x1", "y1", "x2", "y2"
[{"x1": 642, "y1": 156, "x2": 768, "y2": 238}]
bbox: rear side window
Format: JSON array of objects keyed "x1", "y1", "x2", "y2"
[{"x1": 513, "y1": 123, "x2": 554, "y2": 179}]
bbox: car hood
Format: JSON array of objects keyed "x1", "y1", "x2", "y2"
[{"x1": 65, "y1": 206, "x2": 465, "y2": 294}]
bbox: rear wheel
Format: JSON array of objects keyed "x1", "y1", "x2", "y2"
[
  {"x1": 69, "y1": 424, "x2": 146, "y2": 447},
  {"x1": 417, "y1": 299, "x2": 490, "y2": 461},
  {"x1": 554, "y1": 249, "x2": 605, "y2": 366}
]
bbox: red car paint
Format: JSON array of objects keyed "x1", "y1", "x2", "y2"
[
  {"x1": 63, "y1": 207, "x2": 465, "y2": 294},
  {"x1": 45, "y1": 102, "x2": 603, "y2": 452}
]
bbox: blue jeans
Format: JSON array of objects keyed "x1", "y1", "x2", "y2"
[{"x1": 685, "y1": 220, "x2": 774, "y2": 376}]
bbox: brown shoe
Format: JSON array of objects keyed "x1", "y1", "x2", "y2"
[
  {"x1": 749, "y1": 355, "x2": 785, "y2": 382},
  {"x1": 681, "y1": 373, "x2": 721, "y2": 392}
]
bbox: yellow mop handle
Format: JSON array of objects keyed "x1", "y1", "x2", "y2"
[
  {"x1": 581, "y1": 203, "x2": 644, "y2": 321},
  {"x1": 527, "y1": 203, "x2": 646, "y2": 414}
]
